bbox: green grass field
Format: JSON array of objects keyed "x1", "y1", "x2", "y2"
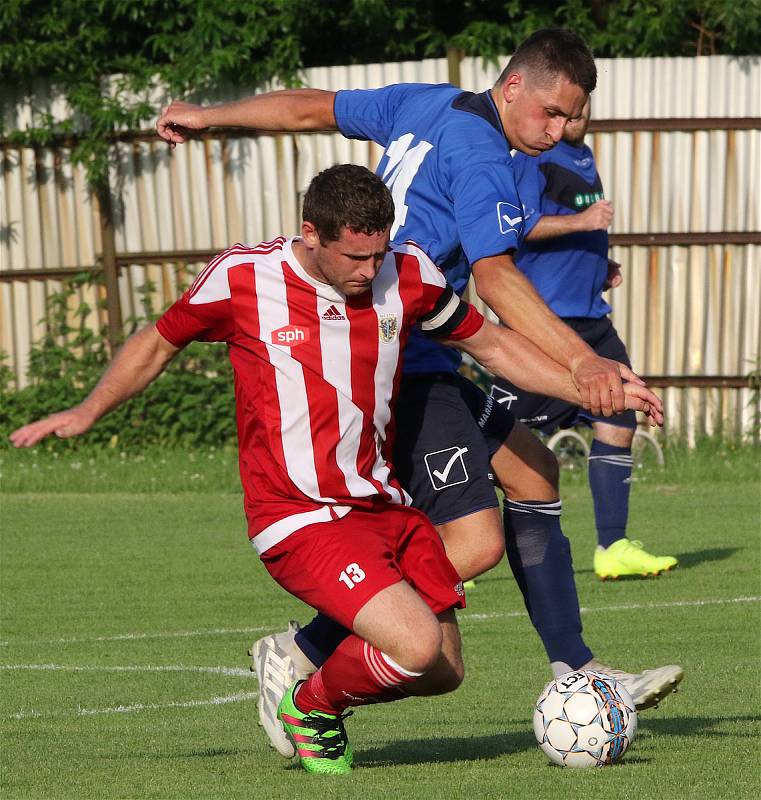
[{"x1": 1, "y1": 444, "x2": 759, "y2": 799}]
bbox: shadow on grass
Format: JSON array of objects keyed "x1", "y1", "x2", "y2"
[
  {"x1": 673, "y1": 547, "x2": 741, "y2": 569},
  {"x1": 355, "y1": 730, "x2": 536, "y2": 767},
  {"x1": 640, "y1": 714, "x2": 760, "y2": 738},
  {"x1": 179, "y1": 747, "x2": 251, "y2": 758}
]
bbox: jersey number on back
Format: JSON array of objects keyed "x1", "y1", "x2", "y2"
[{"x1": 382, "y1": 133, "x2": 434, "y2": 238}]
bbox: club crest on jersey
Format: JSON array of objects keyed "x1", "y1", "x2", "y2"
[
  {"x1": 271, "y1": 324, "x2": 310, "y2": 347},
  {"x1": 378, "y1": 314, "x2": 398, "y2": 344}
]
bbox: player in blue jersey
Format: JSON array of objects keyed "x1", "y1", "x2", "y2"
[
  {"x1": 491, "y1": 99, "x2": 678, "y2": 580},
  {"x1": 157, "y1": 29, "x2": 683, "y2": 753}
]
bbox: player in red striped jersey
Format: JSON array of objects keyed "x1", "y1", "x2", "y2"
[{"x1": 10, "y1": 166, "x2": 662, "y2": 774}]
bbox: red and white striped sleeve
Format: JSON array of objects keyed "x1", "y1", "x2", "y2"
[
  {"x1": 400, "y1": 242, "x2": 485, "y2": 341},
  {"x1": 156, "y1": 245, "x2": 249, "y2": 347}
]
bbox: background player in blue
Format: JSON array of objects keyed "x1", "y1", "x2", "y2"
[
  {"x1": 157, "y1": 29, "x2": 683, "y2": 754},
  {"x1": 491, "y1": 99, "x2": 678, "y2": 580}
]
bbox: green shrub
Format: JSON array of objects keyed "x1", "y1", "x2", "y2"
[{"x1": 0, "y1": 276, "x2": 236, "y2": 450}]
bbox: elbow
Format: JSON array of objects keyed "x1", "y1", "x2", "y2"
[{"x1": 472, "y1": 273, "x2": 499, "y2": 311}]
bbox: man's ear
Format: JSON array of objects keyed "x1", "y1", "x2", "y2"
[
  {"x1": 301, "y1": 220, "x2": 321, "y2": 248},
  {"x1": 501, "y1": 72, "x2": 522, "y2": 104}
]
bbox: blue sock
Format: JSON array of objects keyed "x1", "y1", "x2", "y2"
[
  {"x1": 294, "y1": 613, "x2": 350, "y2": 668},
  {"x1": 588, "y1": 439, "x2": 633, "y2": 549},
  {"x1": 503, "y1": 499, "x2": 593, "y2": 669}
]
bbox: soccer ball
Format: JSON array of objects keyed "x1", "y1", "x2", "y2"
[{"x1": 533, "y1": 670, "x2": 637, "y2": 768}]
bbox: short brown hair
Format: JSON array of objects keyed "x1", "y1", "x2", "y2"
[
  {"x1": 497, "y1": 28, "x2": 597, "y2": 94},
  {"x1": 302, "y1": 164, "x2": 395, "y2": 242}
]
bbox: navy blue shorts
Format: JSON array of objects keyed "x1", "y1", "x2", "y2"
[
  {"x1": 392, "y1": 372, "x2": 516, "y2": 525},
  {"x1": 490, "y1": 316, "x2": 637, "y2": 435}
]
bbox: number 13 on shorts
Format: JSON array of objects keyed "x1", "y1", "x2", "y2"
[{"x1": 339, "y1": 562, "x2": 366, "y2": 589}]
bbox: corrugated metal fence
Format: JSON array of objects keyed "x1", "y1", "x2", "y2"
[{"x1": 1, "y1": 55, "x2": 760, "y2": 438}]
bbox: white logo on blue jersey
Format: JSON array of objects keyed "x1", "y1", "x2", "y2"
[{"x1": 497, "y1": 202, "x2": 523, "y2": 235}]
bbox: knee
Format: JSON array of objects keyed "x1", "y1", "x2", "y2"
[
  {"x1": 496, "y1": 428, "x2": 560, "y2": 498},
  {"x1": 394, "y1": 618, "x2": 443, "y2": 675},
  {"x1": 503, "y1": 443, "x2": 559, "y2": 497},
  {"x1": 537, "y1": 444, "x2": 560, "y2": 489}
]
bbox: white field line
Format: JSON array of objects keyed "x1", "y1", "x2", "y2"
[
  {"x1": 0, "y1": 624, "x2": 272, "y2": 648},
  {"x1": 8, "y1": 596, "x2": 757, "y2": 678},
  {"x1": 459, "y1": 594, "x2": 761, "y2": 623},
  {"x1": 1, "y1": 595, "x2": 758, "y2": 650},
  {"x1": 10, "y1": 691, "x2": 259, "y2": 720},
  {"x1": 4, "y1": 595, "x2": 759, "y2": 722},
  {"x1": 0, "y1": 663, "x2": 250, "y2": 677}
]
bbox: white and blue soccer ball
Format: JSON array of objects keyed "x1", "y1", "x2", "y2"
[{"x1": 533, "y1": 670, "x2": 637, "y2": 768}]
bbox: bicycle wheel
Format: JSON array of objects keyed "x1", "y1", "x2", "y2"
[
  {"x1": 632, "y1": 429, "x2": 665, "y2": 469},
  {"x1": 547, "y1": 429, "x2": 590, "y2": 471}
]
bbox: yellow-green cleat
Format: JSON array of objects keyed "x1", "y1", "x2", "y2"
[
  {"x1": 594, "y1": 538, "x2": 678, "y2": 579},
  {"x1": 277, "y1": 682, "x2": 354, "y2": 775}
]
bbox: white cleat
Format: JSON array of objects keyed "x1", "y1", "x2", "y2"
[
  {"x1": 587, "y1": 660, "x2": 684, "y2": 710},
  {"x1": 249, "y1": 621, "x2": 314, "y2": 757}
]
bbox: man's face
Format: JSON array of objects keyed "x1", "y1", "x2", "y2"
[
  {"x1": 500, "y1": 73, "x2": 587, "y2": 155},
  {"x1": 302, "y1": 223, "x2": 390, "y2": 296}
]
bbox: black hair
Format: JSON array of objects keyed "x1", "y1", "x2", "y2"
[
  {"x1": 497, "y1": 28, "x2": 597, "y2": 94},
  {"x1": 302, "y1": 164, "x2": 395, "y2": 242}
]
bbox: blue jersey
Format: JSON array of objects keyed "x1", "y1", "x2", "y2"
[
  {"x1": 514, "y1": 140, "x2": 611, "y2": 319},
  {"x1": 334, "y1": 83, "x2": 523, "y2": 373}
]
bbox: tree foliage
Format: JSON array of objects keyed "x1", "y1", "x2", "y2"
[{"x1": 1, "y1": 0, "x2": 759, "y2": 189}]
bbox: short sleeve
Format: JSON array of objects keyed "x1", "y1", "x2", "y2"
[
  {"x1": 334, "y1": 84, "x2": 424, "y2": 147},
  {"x1": 156, "y1": 254, "x2": 237, "y2": 347},
  {"x1": 156, "y1": 293, "x2": 233, "y2": 348},
  {"x1": 399, "y1": 243, "x2": 484, "y2": 341},
  {"x1": 449, "y1": 158, "x2": 525, "y2": 265},
  {"x1": 512, "y1": 153, "x2": 547, "y2": 238}
]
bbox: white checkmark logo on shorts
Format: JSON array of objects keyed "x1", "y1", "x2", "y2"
[
  {"x1": 424, "y1": 446, "x2": 470, "y2": 490},
  {"x1": 432, "y1": 447, "x2": 468, "y2": 481}
]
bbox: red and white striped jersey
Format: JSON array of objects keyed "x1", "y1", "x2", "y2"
[{"x1": 156, "y1": 237, "x2": 484, "y2": 553}]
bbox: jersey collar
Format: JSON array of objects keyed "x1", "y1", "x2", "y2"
[
  {"x1": 283, "y1": 237, "x2": 347, "y2": 302},
  {"x1": 451, "y1": 89, "x2": 511, "y2": 149}
]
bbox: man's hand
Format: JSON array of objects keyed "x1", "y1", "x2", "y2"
[
  {"x1": 604, "y1": 258, "x2": 623, "y2": 290},
  {"x1": 623, "y1": 383, "x2": 664, "y2": 427},
  {"x1": 10, "y1": 406, "x2": 96, "y2": 448},
  {"x1": 576, "y1": 199, "x2": 613, "y2": 231},
  {"x1": 571, "y1": 354, "x2": 645, "y2": 417},
  {"x1": 156, "y1": 101, "x2": 208, "y2": 146}
]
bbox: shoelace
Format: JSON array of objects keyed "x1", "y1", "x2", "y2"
[{"x1": 303, "y1": 710, "x2": 354, "y2": 758}]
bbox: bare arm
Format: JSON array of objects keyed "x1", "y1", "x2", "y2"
[
  {"x1": 10, "y1": 325, "x2": 180, "y2": 447},
  {"x1": 471, "y1": 252, "x2": 642, "y2": 417},
  {"x1": 525, "y1": 199, "x2": 613, "y2": 240},
  {"x1": 444, "y1": 322, "x2": 663, "y2": 426},
  {"x1": 156, "y1": 89, "x2": 338, "y2": 145}
]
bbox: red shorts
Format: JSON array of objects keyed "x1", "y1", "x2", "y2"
[{"x1": 259, "y1": 504, "x2": 465, "y2": 630}]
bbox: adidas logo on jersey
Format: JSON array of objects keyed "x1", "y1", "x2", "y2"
[{"x1": 322, "y1": 304, "x2": 346, "y2": 321}]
